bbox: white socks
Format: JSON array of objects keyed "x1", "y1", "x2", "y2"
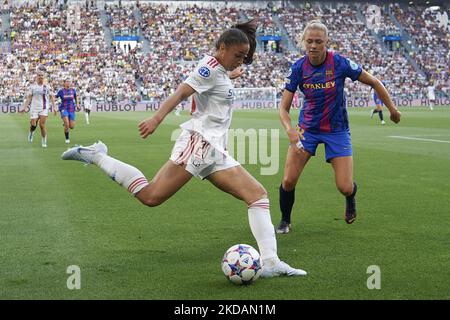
[
  {"x1": 248, "y1": 198, "x2": 280, "y2": 267},
  {"x1": 93, "y1": 154, "x2": 148, "y2": 195},
  {"x1": 85, "y1": 112, "x2": 90, "y2": 124}
]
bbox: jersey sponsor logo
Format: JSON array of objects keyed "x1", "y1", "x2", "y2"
[
  {"x1": 347, "y1": 58, "x2": 359, "y2": 70},
  {"x1": 198, "y1": 66, "x2": 211, "y2": 78},
  {"x1": 227, "y1": 89, "x2": 234, "y2": 99},
  {"x1": 303, "y1": 81, "x2": 336, "y2": 90}
]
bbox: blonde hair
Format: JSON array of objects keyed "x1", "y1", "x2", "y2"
[{"x1": 299, "y1": 19, "x2": 329, "y2": 50}]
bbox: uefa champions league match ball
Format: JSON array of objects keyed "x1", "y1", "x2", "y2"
[{"x1": 221, "y1": 244, "x2": 262, "y2": 285}]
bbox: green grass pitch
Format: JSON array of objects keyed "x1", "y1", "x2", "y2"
[{"x1": 1, "y1": 107, "x2": 449, "y2": 299}]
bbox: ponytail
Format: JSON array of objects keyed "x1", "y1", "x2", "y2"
[
  {"x1": 216, "y1": 19, "x2": 259, "y2": 65},
  {"x1": 233, "y1": 19, "x2": 258, "y2": 65}
]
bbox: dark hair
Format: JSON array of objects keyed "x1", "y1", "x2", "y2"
[{"x1": 215, "y1": 19, "x2": 258, "y2": 65}]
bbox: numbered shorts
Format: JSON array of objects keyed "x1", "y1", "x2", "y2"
[
  {"x1": 60, "y1": 109, "x2": 76, "y2": 121},
  {"x1": 300, "y1": 129, "x2": 353, "y2": 163},
  {"x1": 170, "y1": 130, "x2": 240, "y2": 179},
  {"x1": 30, "y1": 108, "x2": 48, "y2": 119}
]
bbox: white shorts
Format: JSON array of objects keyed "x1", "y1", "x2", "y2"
[
  {"x1": 84, "y1": 105, "x2": 92, "y2": 110},
  {"x1": 30, "y1": 108, "x2": 48, "y2": 119},
  {"x1": 170, "y1": 130, "x2": 240, "y2": 179}
]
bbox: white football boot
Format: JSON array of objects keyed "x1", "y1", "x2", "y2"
[
  {"x1": 61, "y1": 141, "x2": 108, "y2": 165},
  {"x1": 260, "y1": 260, "x2": 307, "y2": 278}
]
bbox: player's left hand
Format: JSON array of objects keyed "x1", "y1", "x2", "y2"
[
  {"x1": 228, "y1": 66, "x2": 245, "y2": 80},
  {"x1": 390, "y1": 109, "x2": 401, "y2": 124}
]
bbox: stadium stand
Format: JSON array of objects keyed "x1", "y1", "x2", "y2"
[{"x1": 0, "y1": 0, "x2": 448, "y2": 104}]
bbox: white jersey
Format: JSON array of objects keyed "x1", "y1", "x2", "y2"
[
  {"x1": 83, "y1": 91, "x2": 95, "y2": 109},
  {"x1": 182, "y1": 55, "x2": 234, "y2": 153},
  {"x1": 29, "y1": 84, "x2": 52, "y2": 111},
  {"x1": 427, "y1": 86, "x2": 435, "y2": 100}
]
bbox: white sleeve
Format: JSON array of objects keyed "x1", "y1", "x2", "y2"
[{"x1": 184, "y1": 60, "x2": 217, "y2": 94}]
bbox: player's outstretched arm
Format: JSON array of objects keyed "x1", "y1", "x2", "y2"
[
  {"x1": 138, "y1": 83, "x2": 195, "y2": 139},
  {"x1": 357, "y1": 70, "x2": 401, "y2": 124}
]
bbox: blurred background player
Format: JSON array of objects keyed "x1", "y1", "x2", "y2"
[
  {"x1": 369, "y1": 74, "x2": 386, "y2": 125},
  {"x1": 82, "y1": 87, "x2": 95, "y2": 125},
  {"x1": 56, "y1": 79, "x2": 79, "y2": 143},
  {"x1": 20, "y1": 72, "x2": 56, "y2": 148},
  {"x1": 62, "y1": 20, "x2": 307, "y2": 278},
  {"x1": 427, "y1": 81, "x2": 436, "y2": 111},
  {"x1": 276, "y1": 20, "x2": 401, "y2": 234}
]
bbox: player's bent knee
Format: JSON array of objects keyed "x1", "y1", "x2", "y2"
[
  {"x1": 337, "y1": 184, "x2": 353, "y2": 196},
  {"x1": 140, "y1": 195, "x2": 165, "y2": 207},
  {"x1": 282, "y1": 177, "x2": 297, "y2": 191},
  {"x1": 140, "y1": 198, "x2": 160, "y2": 207},
  {"x1": 247, "y1": 186, "x2": 268, "y2": 205}
]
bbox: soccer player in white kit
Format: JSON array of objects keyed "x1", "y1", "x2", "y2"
[
  {"x1": 83, "y1": 88, "x2": 95, "y2": 125},
  {"x1": 62, "y1": 20, "x2": 307, "y2": 278},
  {"x1": 427, "y1": 82, "x2": 436, "y2": 111},
  {"x1": 21, "y1": 72, "x2": 56, "y2": 148}
]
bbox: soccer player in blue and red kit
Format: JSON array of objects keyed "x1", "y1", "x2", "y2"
[
  {"x1": 370, "y1": 74, "x2": 387, "y2": 125},
  {"x1": 56, "y1": 79, "x2": 79, "y2": 144},
  {"x1": 276, "y1": 20, "x2": 401, "y2": 233}
]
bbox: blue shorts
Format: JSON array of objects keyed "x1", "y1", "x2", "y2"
[
  {"x1": 60, "y1": 109, "x2": 75, "y2": 121},
  {"x1": 300, "y1": 130, "x2": 353, "y2": 163},
  {"x1": 374, "y1": 98, "x2": 383, "y2": 106}
]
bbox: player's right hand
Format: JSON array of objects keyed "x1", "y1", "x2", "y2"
[
  {"x1": 390, "y1": 109, "x2": 401, "y2": 124},
  {"x1": 286, "y1": 127, "x2": 305, "y2": 154},
  {"x1": 138, "y1": 117, "x2": 159, "y2": 139}
]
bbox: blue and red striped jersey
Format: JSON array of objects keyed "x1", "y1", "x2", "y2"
[
  {"x1": 56, "y1": 88, "x2": 77, "y2": 112},
  {"x1": 285, "y1": 51, "x2": 362, "y2": 133}
]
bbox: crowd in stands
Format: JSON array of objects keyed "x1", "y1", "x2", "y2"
[
  {"x1": 0, "y1": 1, "x2": 447, "y2": 104},
  {"x1": 105, "y1": 1, "x2": 138, "y2": 37},
  {"x1": 1, "y1": 0, "x2": 139, "y2": 103},
  {"x1": 393, "y1": 3, "x2": 449, "y2": 94},
  {"x1": 363, "y1": 4, "x2": 401, "y2": 36},
  {"x1": 279, "y1": 4, "x2": 430, "y2": 99}
]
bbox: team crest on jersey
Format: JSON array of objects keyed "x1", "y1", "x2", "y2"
[
  {"x1": 198, "y1": 66, "x2": 211, "y2": 78},
  {"x1": 286, "y1": 68, "x2": 292, "y2": 78},
  {"x1": 347, "y1": 59, "x2": 359, "y2": 70},
  {"x1": 326, "y1": 69, "x2": 333, "y2": 76}
]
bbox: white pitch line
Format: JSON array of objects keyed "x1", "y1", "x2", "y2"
[{"x1": 388, "y1": 136, "x2": 450, "y2": 144}]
